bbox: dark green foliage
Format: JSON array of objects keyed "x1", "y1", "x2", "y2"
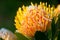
[
  {"x1": 34, "y1": 31, "x2": 49, "y2": 40},
  {"x1": 51, "y1": 17, "x2": 56, "y2": 40},
  {"x1": 51, "y1": 14, "x2": 60, "y2": 40},
  {"x1": 56, "y1": 14, "x2": 60, "y2": 40},
  {"x1": 57, "y1": 31, "x2": 60, "y2": 40},
  {"x1": 0, "y1": 38, "x2": 3, "y2": 40}
]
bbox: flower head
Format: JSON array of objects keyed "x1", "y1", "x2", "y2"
[
  {"x1": 54, "y1": 5, "x2": 60, "y2": 16},
  {"x1": 14, "y1": 2, "x2": 55, "y2": 37}
]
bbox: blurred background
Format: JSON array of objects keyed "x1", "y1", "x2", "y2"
[{"x1": 0, "y1": 0, "x2": 60, "y2": 32}]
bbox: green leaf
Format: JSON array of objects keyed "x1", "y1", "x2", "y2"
[
  {"x1": 51, "y1": 17, "x2": 56, "y2": 40},
  {"x1": 57, "y1": 31, "x2": 60, "y2": 40},
  {"x1": 47, "y1": 29, "x2": 52, "y2": 39},
  {"x1": 15, "y1": 32, "x2": 29, "y2": 40},
  {"x1": 56, "y1": 14, "x2": 60, "y2": 40}
]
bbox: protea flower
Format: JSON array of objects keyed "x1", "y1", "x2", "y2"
[
  {"x1": 54, "y1": 5, "x2": 60, "y2": 16},
  {"x1": 54, "y1": 5, "x2": 60, "y2": 23},
  {"x1": 14, "y1": 2, "x2": 55, "y2": 38}
]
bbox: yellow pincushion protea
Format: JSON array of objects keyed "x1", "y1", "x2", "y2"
[
  {"x1": 54, "y1": 5, "x2": 60, "y2": 16},
  {"x1": 54, "y1": 5, "x2": 60, "y2": 23},
  {"x1": 14, "y1": 2, "x2": 55, "y2": 37}
]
